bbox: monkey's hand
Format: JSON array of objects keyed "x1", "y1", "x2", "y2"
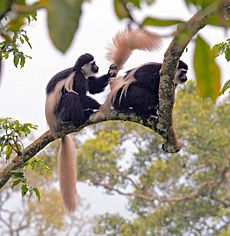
[{"x1": 108, "y1": 64, "x2": 118, "y2": 77}]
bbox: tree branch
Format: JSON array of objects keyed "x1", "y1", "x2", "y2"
[
  {"x1": 157, "y1": 1, "x2": 227, "y2": 152},
  {"x1": 0, "y1": 111, "x2": 157, "y2": 189},
  {"x1": 92, "y1": 176, "x2": 226, "y2": 206}
]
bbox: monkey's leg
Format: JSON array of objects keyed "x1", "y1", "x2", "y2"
[
  {"x1": 113, "y1": 85, "x2": 158, "y2": 118},
  {"x1": 79, "y1": 95, "x2": 102, "y2": 120},
  {"x1": 80, "y1": 95, "x2": 101, "y2": 110},
  {"x1": 56, "y1": 92, "x2": 87, "y2": 126}
]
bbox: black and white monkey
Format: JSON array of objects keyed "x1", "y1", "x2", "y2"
[
  {"x1": 45, "y1": 53, "x2": 116, "y2": 212},
  {"x1": 92, "y1": 61, "x2": 188, "y2": 120},
  {"x1": 45, "y1": 28, "x2": 161, "y2": 212},
  {"x1": 112, "y1": 60, "x2": 188, "y2": 118},
  {"x1": 46, "y1": 53, "x2": 116, "y2": 130},
  {"x1": 90, "y1": 30, "x2": 188, "y2": 121}
]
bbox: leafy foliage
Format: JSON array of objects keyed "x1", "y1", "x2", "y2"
[
  {"x1": 0, "y1": 118, "x2": 37, "y2": 159},
  {"x1": 11, "y1": 165, "x2": 42, "y2": 201},
  {"x1": 0, "y1": 1, "x2": 37, "y2": 67},
  {"x1": 0, "y1": 118, "x2": 51, "y2": 201},
  {"x1": 0, "y1": 29, "x2": 33, "y2": 67},
  {"x1": 213, "y1": 38, "x2": 230, "y2": 62}
]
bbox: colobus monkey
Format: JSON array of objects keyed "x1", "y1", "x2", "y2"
[
  {"x1": 89, "y1": 27, "x2": 164, "y2": 121},
  {"x1": 111, "y1": 60, "x2": 188, "y2": 118},
  {"x1": 45, "y1": 53, "x2": 116, "y2": 212},
  {"x1": 92, "y1": 60, "x2": 188, "y2": 120}
]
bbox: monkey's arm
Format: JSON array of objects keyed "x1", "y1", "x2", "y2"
[
  {"x1": 88, "y1": 74, "x2": 111, "y2": 94},
  {"x1": 46, "y1": 68, "x2": 73, "y2": 94},
  {"x1": 88, "y1": 64, "x2": 118, "y2": 94},
  {"x1": 80, "y1": 95, "x2": 100, "y2": 110}
]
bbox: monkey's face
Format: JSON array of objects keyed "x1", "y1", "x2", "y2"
[
  {"x1": 175, "y1": 68, "x2": 188, "y2": 85},
  {"x1": 81, "y1": 61, "x2": 99, "y2": 78},
  {"x1": 91, "y1": 61, "x2": 99, "y2": 73}
]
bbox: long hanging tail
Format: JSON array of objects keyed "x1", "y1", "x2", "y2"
[
  {"x1": 58, "y1": 134, "x2": 78, "y2": 213},
  {"x1": 106, "y1": 28, "x2": 161, "y2": 70}
]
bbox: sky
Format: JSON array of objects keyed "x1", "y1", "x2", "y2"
[{"x1": 0, "y1": 0, "x2": 229, "y2": 219}]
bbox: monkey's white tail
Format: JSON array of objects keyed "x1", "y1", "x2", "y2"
[
  {"x1": 106, "y1": 28, "x2": 161, "y2": 69},
  {"x1": 58, "y1": 134, "x2": 78, "y2": 213}
]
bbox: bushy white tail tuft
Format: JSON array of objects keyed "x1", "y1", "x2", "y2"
[
  {"x1": 106, "y1": 28, "x2": 161, "y2": 69},
  {"x1": 58, "y1": 135, "x2": 78, "y2": 213}
]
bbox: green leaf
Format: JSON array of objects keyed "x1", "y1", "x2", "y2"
[
  {"x1": 224, "y1": 47, "x2": 230, "y2": 61},
  {"x1": 141, "y1": 17, "x2": 184, "y2": 27},
  {"x1": 46, "y1": 0, "x2": 84, "y2": 53},
  {"x1": 212, "y1": 39, "x2": 230, "y2": 61},
  {"x1": 19, "y1": 37, "x2": 24, "y2": 44},
  {"x1": 194, "y1": 36, "x2": 221, "y2": 101},
  {"x1": 22, "y1": 34, "x2": 32, "y2": 49},
  {"x1": 21, "y1": 184, "x2": 28, "y2": 197},
  {"x1": 19, "y1": 53, "x2": 25, "y2": 67},
  {"x1": 5, "y1": 144, "x2": 12, "y2": 160},
  {"x1": 114, "y1": 0, "x2": 129, "y2": 20},
  {"x1": 13, "y1": 53, "x2": 20, "y2": 67},
  {"x1": 11, "y1": 178, "x2": 22, "y2": 188},
  {"x1": 11, "y1": 169, "x2": 24, "y2": 178},
  {"x1": 221, "y1": 80, "x2": 230, "y2": 94},
  {"x1": 212, "y1": 43, "x2": 224, "y2": 57},
  {"x1": 33, "y1": 187, "x2": 41, "y2": 201}
]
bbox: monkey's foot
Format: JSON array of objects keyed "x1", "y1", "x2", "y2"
[{"x1": 89, "y1": 111, "x2": 107, "y2": 122}]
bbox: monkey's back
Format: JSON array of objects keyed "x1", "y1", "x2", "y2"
[{"x1": 46, "y1": 68, "x2": 73, "y2": 94}]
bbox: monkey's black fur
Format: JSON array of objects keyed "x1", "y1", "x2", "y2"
[
  {"x1": 46, "y1": 53, "x2": 115, "y2": 128},
  {"x1": 112, "y1": 60, "x2": 188, "y2": 118}
]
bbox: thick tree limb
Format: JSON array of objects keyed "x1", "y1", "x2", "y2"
[{"x1": 157, "y1": 1, "x2": 226, "y2": 152}]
